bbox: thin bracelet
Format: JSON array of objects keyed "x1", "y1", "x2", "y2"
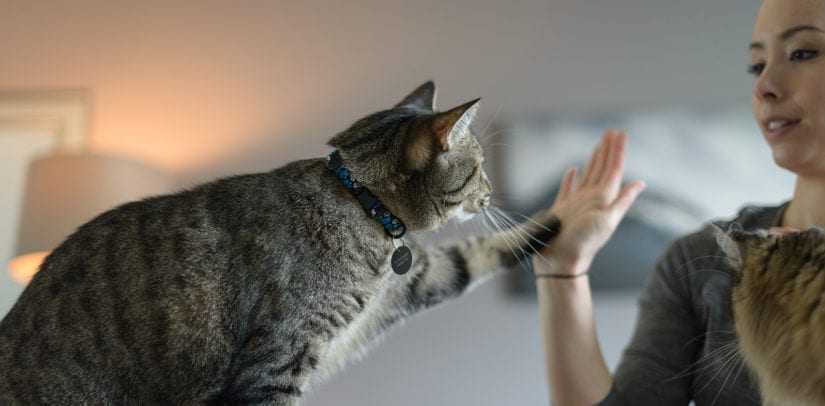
[{"x1": 534, "y1": 271, "x2": 588, "y2": 279}]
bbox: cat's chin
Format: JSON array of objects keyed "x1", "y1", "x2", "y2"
[{"x1": 450, "y1": 206, "x2": 477, "y2": 223}]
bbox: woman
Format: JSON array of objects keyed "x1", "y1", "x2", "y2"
[{"x1": 538, "y1": 0, "x2": 825, "y2": 403}]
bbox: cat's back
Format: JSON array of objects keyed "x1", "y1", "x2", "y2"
[{"x1": 0, "y1": 158, "x2": 337, "y2": 404}]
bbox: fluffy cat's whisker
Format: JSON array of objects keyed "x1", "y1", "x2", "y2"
[
  {"x1": 693, "y1": 343, "x2": 742, "y2": 397},
  {"x1": 672, "y1": 255, "x2": 733, "y2": 283},
  {"x1": 711, "y1": 352, "x2": 745, "y2": 406},
  {"x1": 666, "y1": 340, "x2": 740, "y2": 382},
  {"x1": 683, "y1": 330, "x2": 738, "y2": 347}
]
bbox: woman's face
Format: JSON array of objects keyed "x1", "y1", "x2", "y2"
[{"x1": 750, "y1": 0, "x2": 825, "y2": 176}]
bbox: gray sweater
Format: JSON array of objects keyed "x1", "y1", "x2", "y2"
[{"x1": 600, "y1": 203, "x2": 789, "y2": 405}]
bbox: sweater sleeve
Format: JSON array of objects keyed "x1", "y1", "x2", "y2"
[{"x1": 598, "y1": 233, "x2": 705, "y2": 405}]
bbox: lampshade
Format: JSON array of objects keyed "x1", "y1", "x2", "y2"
[{"x1": 9, "y1": 153, "x2": 173, "y2": 284}]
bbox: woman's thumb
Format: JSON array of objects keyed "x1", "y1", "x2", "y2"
[{"x1": 611, "y1": 180, "x2": 646, "y2": 217}]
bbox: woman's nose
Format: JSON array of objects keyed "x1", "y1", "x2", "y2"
[{"x1": 753, "y1": 65, "x2": 784, "y2": 102}]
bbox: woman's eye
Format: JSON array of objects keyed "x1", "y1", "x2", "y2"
[
  {"x1": 747, "y1": 63, "x2": 765, "y2": 76},
  {"x1": 790, "y1": 49, "x2": 818, "y2": 61}
]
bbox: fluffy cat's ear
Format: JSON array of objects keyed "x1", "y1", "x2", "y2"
[
  {"x1": 431, "y1": 98, "x2": 480, "y2": 151},
  {"x1": 395, "y1": 81, "x2": 437, "y2": 110},
  {"x1": 715, "y1": 224, "x2": 745, "y2": 272},
  {"x1": 715, "y1": 224, "x2": 768, "y2": 272}
]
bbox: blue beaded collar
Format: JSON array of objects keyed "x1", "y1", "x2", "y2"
[{"x1": 326, "y1": 150, "x2": 407, "y2": 238}]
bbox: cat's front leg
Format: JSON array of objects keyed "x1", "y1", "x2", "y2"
[
  {"x1": 216, "y1": 329, "x2": 320, "y2": 406},
  {"x1": 400, "y1": 209, "x2": 560, "y2": 312},
  {"x1": 214, "y1": 371, "x2": 303, "y2": 406}
]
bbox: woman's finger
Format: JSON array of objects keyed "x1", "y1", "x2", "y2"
[
  {"x1": 610, "y1": 180, "x2": 646, "y2": 221},
  {"x1": 601, "y1": 131, "x2": 627, "y2": 195},
  {"x1": 556, "y1": 166, "x2": 578, "y2": 203},
  {"x1": 581, "y1": 130, "x2": 612, "y2": 187},
  {"x1": 590, "y1": 129, "x2": 616, "y2": 185}
]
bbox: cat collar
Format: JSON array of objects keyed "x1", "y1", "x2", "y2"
[{"x1": 326, "y1": 150, "x2": 407, "y2": 239}]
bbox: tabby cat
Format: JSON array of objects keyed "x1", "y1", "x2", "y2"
[
  {"x1": 0, "y1": 81, "x2": 559, "y2": 405},
  {"x1": 718, "y1": 227, "x2": 825, "y2": 406}
]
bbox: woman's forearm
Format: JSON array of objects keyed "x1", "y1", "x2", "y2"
[
  {"x1": 537, "y1": 260, "x2": 612, "y2": 405},
  {"x1": 533, "y1": 130, "x2": 643, "y2": 404}
]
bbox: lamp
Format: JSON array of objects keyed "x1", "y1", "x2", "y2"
[{"x1": 9, "y1": 153, "x2": 173, "y2": 284}]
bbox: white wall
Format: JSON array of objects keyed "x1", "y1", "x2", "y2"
[
  {"x1": 0, "y1": 126, "x2": 57, "y2": 318},
  {"x1": 0, "y1": 0, "x2": 763, "y2": 404}
]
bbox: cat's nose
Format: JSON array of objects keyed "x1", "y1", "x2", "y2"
[{"x1": 478, "y1": 194, "x2": 491, "y2": 210}]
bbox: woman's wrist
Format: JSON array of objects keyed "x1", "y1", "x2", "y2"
[
  {"x1": 533, "y1": 254, "x2": 591, "y2": 277},
  {"x1": 535, "y1": 270, "x2": 588, "y2": 279}
]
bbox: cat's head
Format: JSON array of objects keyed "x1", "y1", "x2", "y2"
[
  {"x1": 715, "y1": 225, "x2": 824, "y2": 284},
  {"x1": 328, "y1": 81, "x2": 491, "y2": 231},
  {"x1": 716, "y1": 225, "x2": 825, "y2": 405}
]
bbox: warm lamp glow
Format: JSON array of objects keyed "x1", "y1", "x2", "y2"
[
  {"x1": 9, "y1": 251, "x2": 49, "y2": 284},
  {"x1": 9, "y1": 153, "x2": 172, "y2": 284}
]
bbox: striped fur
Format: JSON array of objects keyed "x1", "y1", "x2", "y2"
[
  {"x1": 718, "y1": 227, "x2": 825, "y2": 406},
  {"x1": 0, "y1": 82, "x2": 560, "y2": 405}
]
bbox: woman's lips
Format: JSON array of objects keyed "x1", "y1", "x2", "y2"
[{"x1": 764, "y1": 119, "x2": 801, "y2": 139}]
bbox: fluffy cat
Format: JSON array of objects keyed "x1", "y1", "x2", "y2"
[
  {"x1": 0, "y1": 82, "x2": 559, "y2": 405},
  {"x1": 718, "y1": 226, "x2": 825, "y2": 406}
]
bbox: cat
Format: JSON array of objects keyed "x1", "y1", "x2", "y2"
[
  {"x1": 717, "y1": 226, "x2": 825, "y2": 406},
  {"x1": 0, "y1": 81, "x2": 560, "y2": 405}
]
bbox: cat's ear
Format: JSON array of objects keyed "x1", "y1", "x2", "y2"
[
  {"x1": 395, "y1": 81, "x2": 437, "y2": 110},
  {"x1": 403, "y1": 98, "x2": 480, "y2": 172},
  {"x1": 431, "y1": 98, "x2": 481, "y2": 152},
  {"x1": 715, "y1": 224, "x2": 767, "y2": 272},
  {"x1": 715, "y1": 224, "x2": 745, "y2": 271}
]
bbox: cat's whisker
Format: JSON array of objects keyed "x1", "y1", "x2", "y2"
[
  {"x1": 710, "y1": 348, "x2": 744, "y2": 406},
  {"x1": 484, "y1": 211, "x2": 531, "y2": 272},
  {"x1": 683, "y1": 330, "x2": 738, "y2": 347},
  {"x1": 490, "y1": 208, "x2": 553, "y2": 252},
  {"x1": 481, "y1": 141, "x2": 518, "y2": 151},
  {"x1": 673, "y1": 255, "x2": 736, "y2": 283},
  {"x1": 490, "y1": 212, "x2": 534, "y2": 272},
  {"x1": 677, "y1": 342, "x2": 740, "y2": 387},
  {"x1": 488, "y1": 208, "x2": 558, "y2": 271},
  {"x1": 693, "y1": 343, "x2": 742, "y2": 397},
  {"x1": 476, "y1": 104, "x2": 504, "y2": 146},
  {"x1": 665, "y1": 340, "x2": 740, "y2": 382},
  {"x1": 478, "y1": 128, "x2": 515, "y2": 145},
  {"x1": 511, "y1": 211, "x2": 561, "y2": 237},
  {"x1": 489, "y1": 193, "x2": 532, "y2": 205},
  {"x1": 729, "y1": 354, "x2": 748, "y2": 394},
  {"x1": 490, "y1": 210, "x2": 530, "y2": 270}
]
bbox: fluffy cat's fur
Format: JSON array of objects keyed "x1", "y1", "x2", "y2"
[
  {"x1": 0, "y1": 82, "x2": 559, "y2": 405},
  {"x1": 718, "y1": 227, "x2": 825, "y2": 406}
]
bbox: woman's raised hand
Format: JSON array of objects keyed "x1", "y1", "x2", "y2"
[{"x1": 536, "y1": 129, "x2": 646, "y2": 275}]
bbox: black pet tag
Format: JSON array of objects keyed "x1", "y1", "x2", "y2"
[{"x1": 391, "y1": 244, "x2": 413, "y2": 275}]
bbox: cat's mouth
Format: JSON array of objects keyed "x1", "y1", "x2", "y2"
[{"x1": 452, "y1": 204, "x2": 477, "y2": 223}]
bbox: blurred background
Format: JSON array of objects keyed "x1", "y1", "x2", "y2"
[{"x1": 0, "y1": 0, "x2": 791, "y2": 404}]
